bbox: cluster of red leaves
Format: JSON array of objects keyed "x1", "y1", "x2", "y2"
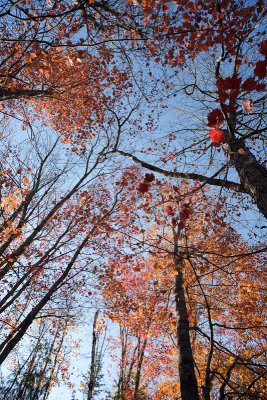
[
  {"x1": 178, "y1": 203, "x2": 192, "y2": 230},
  {"x1": 137, "y1": 173, "x2": 155, "y2": 194},
  {"x1": 215, "y1": 64, "x2": 265, "y2": 120},
  {"x1": 242, "y1": 77, "x2": 265, "y2": 92},
  {"x1": 166, "y1": 202, "x2": 192, "y2": 231},
  {"x1": 217, "y1": 74, "x2": 241, "y2": 103}
]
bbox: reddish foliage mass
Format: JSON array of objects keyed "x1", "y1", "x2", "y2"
[
  {"x1": 242, "y1": 77, "x2": 258, "y2": 92},
  {"x1": 138, "y1": 182, "x2": 150, "y2": 194},
  {"x1": 145, "y1": 173, "x2": 155, "y2": 182},
  {"x1": 0, "y1": 1, "x2": 266, "y2": 398}
]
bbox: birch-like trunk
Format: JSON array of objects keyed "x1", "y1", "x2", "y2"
[{"x1": 87, "y1": 310, "x2": 100, "y2": 400}]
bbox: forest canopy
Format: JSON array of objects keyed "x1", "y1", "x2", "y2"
[{"x1": 0, "y1": 1, "x2": 266, "y2": 399}]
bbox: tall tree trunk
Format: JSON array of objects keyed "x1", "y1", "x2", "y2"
[
  {"x1": 87, "y1": 310, "x2": 100, "y2": 400},
  {"x1": 174, "y1": 252, "x2": 199, "y2": 400}
]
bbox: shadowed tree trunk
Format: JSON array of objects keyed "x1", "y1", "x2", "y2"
[
  {"x1": 174, "y1": 245, "x2": 199, "y2": 400},
  {"x1": 133, "y1": 336, "x2": 147, "y2": 399},
  {"x1": 226, "y1": 137, "x2": 267, "y2": 219}
]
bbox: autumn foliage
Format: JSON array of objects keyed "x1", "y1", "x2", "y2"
[
  {"x1": 100, "y1": 177, "x2": 266, "y2": 399},
  {"x1": 0, "y1": 1, "x2": 266, "y2": 399}
]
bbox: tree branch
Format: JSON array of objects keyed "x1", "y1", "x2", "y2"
[{"x1": 116, "y1": 150, "x2": 247, "y2": 193}]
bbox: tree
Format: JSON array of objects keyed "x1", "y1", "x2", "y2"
[
  {"x1": 110, "y1": 0, "x2": 267, "y2": 219},
  {"x1": 0, "y1": 304, "x2": 77, "y2": 400},
  {"x1": 0, "y1": 1, "x2": 266, "y2": 397},
  {"x1": 107, "y1": 324, "x2": 152, "y2": 400},
  {"x1": 0, "y1": 116, "x2": 133, "y2": 366},
  {"x1": 81, "y1": 310, "x2": 106, "y2": 400},
  {"x1": 101, "y1": 175, "x2": 266, "y2": 399},
  {"x1": 0, "y1": 1, "x2": 266, "y2": 219},
  {"x1": 0, "y1": 0, "x2": 136, "y2": 101}
]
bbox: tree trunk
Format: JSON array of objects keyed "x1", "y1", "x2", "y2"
[
  {"x1": 87, "y1": 310, "x2": 100, "y2": 400},
  {"x1": 174, "y1": 254, "x2": 199, "y2": 400},
  {"x1": 133, "y1": 337, "x2": 147, "y2": 399},
  {"x1": 227, "y1": 139, "x2": 267, "y2": 219},
  {"x1": 0, "y1": 234, "x2": 91, "y2": 365}
]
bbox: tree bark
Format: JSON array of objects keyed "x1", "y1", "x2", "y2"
[
  {"x1": 133, "y1": 337, "x2": 147, "y2": 399},
  {"x1": 174, "y1": 253, "x2": 199, "y2": 400},
  {"x1": 87, "y1": 309, "x2": 100, "y2": 400},
  {"x1": 0, "y1": 87, "x2": 52, "y2": 101},
  {"x1": 227, "y1": 139, "x2": 267, "y2": 219}
]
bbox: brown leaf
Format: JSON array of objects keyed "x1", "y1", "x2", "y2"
[
  {"x1": 242, "y1": 99, "x2": 254, "y2": 114},
  {"x1": 238, "y1": 148, "x2": 249, "y2": 156}
]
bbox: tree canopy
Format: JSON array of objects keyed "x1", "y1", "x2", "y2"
[{"x1": 0, "y1": 1, "x2": 266, "y2": 399}]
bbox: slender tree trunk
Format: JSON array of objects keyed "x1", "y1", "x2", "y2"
[
  {"x1": 174, "y1": 253, "x2": 199, "y2": 400},
  {"x1": 87, "y1": 309, "x2": 100, "y2": 400},
  {"x1": 125, "y1": 344, "x2": 138, "y2": 389},
  {"x1": 0, "y1": 234, "x2": 91, "y2": 365},
  {"x1": 133, "y1": 337, "x2": 147, "y2": 399}
]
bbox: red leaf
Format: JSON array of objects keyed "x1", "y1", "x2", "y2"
[
  {"x1": 166, "y1": 205, "x2": 174, "y2": 215},
  {"x1": 217, "y1": 75, "x2": 241, "y2": 101},
  {"x1": 207, "y1": 108, "x2": 224, "y2": 127},
  {"x1": 138, "y1": 183, "x2": 149, "y2": 194},
  {"x1": 220, "y1": 75, "x2": 241, "y2": 90},
  {"x1": 209, "y1": 128, "x2": 225, "y2": 144},
  {"x1": 254, "y1": 60, "x2": 267, "y2": 80},
  {"x1": 242, "y1": 77, "x2": 257, "y2": 92},
  {"x1": 145, "y1": 172, "x2": 155, "y2": 182}
]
